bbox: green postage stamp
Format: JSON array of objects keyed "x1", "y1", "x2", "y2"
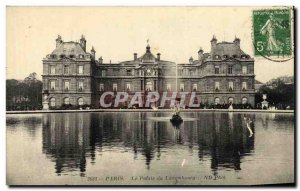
[{"x1": 253, "y1": 8, "x2": 293, "y2": 59}]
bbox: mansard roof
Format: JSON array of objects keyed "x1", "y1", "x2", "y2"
[
  {"x1": 51, "y1": 41, "x2": 86, "y2": 56},
  {"x1": 211, "y1": 42, "x2": 246, "y2": 57}
]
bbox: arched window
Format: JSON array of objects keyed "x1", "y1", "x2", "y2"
[
  {"x1": 50, "y1": 97, "x2": 56, "y2": 107},
  {"x1": 228, "y1": 97, "x2": 234, "y2": 104},
  {"x1": 78, "y1": 98, "x2": 84, "y2": 106},
  {"x1": 64, "y1": 97, "x2": 70, "y2": 105},
  {"x1": 242, "y1": 97, "x2": 248, "y2": 104},
  {"x1": 215, "y1": 97, "x2": 220, "y2": 105}
]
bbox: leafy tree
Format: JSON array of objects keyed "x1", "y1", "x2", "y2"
[{"x1": 6, "y1": 73, "x2": 43, "y2": 110}]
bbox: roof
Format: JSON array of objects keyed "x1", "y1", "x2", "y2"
[
  {"x1": 139, "y1": 44, "x2": 156, "y2": 62},
  {"x1": 255, "y1": 80, "x2": 264, "y2": 84},
  {"x1": 51, "y1": 41, "x2": 86, "y2": 56},
  {"x1": 211, "y1": 42, "x2": 246, "y2": 57}
]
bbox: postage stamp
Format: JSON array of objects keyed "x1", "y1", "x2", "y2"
[{"x1": 253, "y1": 8, "x2": 292, "y2": 60}]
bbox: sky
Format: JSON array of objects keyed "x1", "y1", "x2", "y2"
[{"x1": 6, "y1": 6, "x2": 294, "y2": 83}]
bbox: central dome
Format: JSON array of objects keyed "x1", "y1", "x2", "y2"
[{"x1": 140, "y1": 44, "x2": 156, "y2": 63}]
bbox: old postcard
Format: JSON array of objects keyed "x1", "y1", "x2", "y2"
[{"x1": 6, "y1": 6, "x2": 295, "y2": 186}]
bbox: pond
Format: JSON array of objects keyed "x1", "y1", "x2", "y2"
[{"x1": 6, "y1": 112, "x2": 294, "y2": 185}]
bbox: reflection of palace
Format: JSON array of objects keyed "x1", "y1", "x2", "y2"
[
  {"x1": 42, "y1": 113, "x2": 255, "y2": 174},
  {"x1": 42, "y1": 113, "x2": 90, "y2": 176},
  {"x1": 42, "y1": 35, "x2": 255, "y2": 108}
]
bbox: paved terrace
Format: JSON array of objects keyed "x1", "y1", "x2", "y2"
[{"x1": 6, "y1": 109, "x2": 294, "y2": 114}]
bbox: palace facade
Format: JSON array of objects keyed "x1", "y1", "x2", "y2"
[{"x1": 42, "y1": 35, "x2": 255, "y2": 108}]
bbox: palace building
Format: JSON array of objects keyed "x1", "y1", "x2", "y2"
[{"x1": 42, "y1": 35, "x2": 255, "y2": 108}]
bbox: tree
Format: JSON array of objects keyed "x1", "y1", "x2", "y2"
[{"x1": 6, "y1": 73, "x2": 43, "y2": 110}]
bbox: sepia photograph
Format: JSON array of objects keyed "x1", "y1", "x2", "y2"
[{"x1": 5, "y1": 6, "x2": 295, "y2": 186}]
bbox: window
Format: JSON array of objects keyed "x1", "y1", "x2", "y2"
[
  {"x1": 64, "y1": 97, "x2": 70, "y2": 105},
  {"x1": 228, "y1": 97, "x2": 234, "y2": 104},
  {"x1": 167, "y1": 83, "x2": 171, "y2": 91},
  {"x1": 228, "y1": 66, "x2": 233, "y2": 74},
  {"x1": 146, "y1": 82, "x2": 152, "y2": 91},
  {"x1": 215, "y1": 65, "x2": 220, "y2": 74},
  {"x1": 242, "y1": 97, "x2": 248, "y2": 104},
  {"x1": 126, "y1": 83, "x2": 131, "y2": 91},
  {"x1": 215, "y1": 97, "x2": 220, "y2": 104},
  {"x1": 50, "y1": 97, "x2": 56, "y2": 107},
  {"x1": 78, "y1": 81, "x2": 83, "y2": 91},
  {"x1": 50, "y1": 66, "x2": 56, "y2": 74},
  {"x1": 79, "y1": 54, "x2": 84, "y2": 59},
  {"x1": 100, "y1": 83, "x2": 104, "y2": 91},
  {"x1": 229, "y1": 81, "x2": 233, "y2": 91},
  {"x1": 242, "y1": 66, "x2": 247, "y2": 74},
  {"x1": 78, "y1": 65, "x2": 83, "y2": 74},
  {"x1": 102, "y1": 70, "x2": 106, "y2": 77},
  {"x1": 64, "y1": 81, "x2": 70, "y2": 91},
  {"x1": 215, "y1": 81, "x2": 220, "y2": 90},
  {"x1": 113, "y1": 83, "x2": 117, "y2": 91},
  {"x1": 50, "y1": 81, "x2": 55, "y2": 90},
  {"x1": 180, "y1": 83, "x2": 184, "y2": 91},
  {"x1": 78, "y1": 98, "x2": 84, "y2": 106},
  {"x1": 127, "y1": 70, "x2": 132, "y2": 76},
  {"x1": 64, "y1": 65, "x2": 69, "y2": 74},
  {"x1": 242, "y1": 82, "x2": 247, "y2": 90},
  {"x1": 193, "y1": 84, "x2": 197, "y2": 91}
]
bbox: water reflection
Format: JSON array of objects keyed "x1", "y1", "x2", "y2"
[{"x1": 39, "y1": 112, "x2": 257, "y2": 175}]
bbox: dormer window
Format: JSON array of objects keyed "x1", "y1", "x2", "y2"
[
  {"x1": 50, "y1": 54, "x2": 57, "y2": 59},
  {"x1": 215, "y1": 55, "x2": 220, "y2": 59},
  {"x1": 79, "y1": 54, "x2": 84, "y2": 59},
  {"x1": 223, "y1": 55, "x2": 228, "y2": 59},
  {"x1": 241, "y1": 54, "x2": 247, "y2": 59},
  {"x1": 60, "y1": 54, "x2": 65, "y2": 58},
  {"x1": 69, "y1": 54, "x2": 75, "y2": 58},
  {"x1": 232, "y1": 55, "x2": 237, "y2": 58}
]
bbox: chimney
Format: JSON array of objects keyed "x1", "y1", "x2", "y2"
[
  {"x1": 91, "y1": 46, "x2": 96, "y2": 59},
  {"x1": 211, "y1": 35, "x2": 217, "y2": 50},
  {"x1": 157, "y1": 53, "x2": 161, "y2": 61},
  {"x1": 56, "y1": 35, "x2": 63, "y2": 48},
  {"x1": 198, "y1": 48, "x2": 203, "y2": 61},
  {"x1": 233, "y1": 36, "x2": 240, "y2": 46},
  {"x1": 98, "y1": 56, "x2": 103, "y2": 64},
  {"x1": 80, "y1": 35, "x2": 86, "y2": 52},
  {"x1": 134, "y1": 53, "x2": 138, "y2": 61}
]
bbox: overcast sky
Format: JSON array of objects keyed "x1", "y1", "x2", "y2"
[{"x1": 7, "y1": 6, "x2": 294, "y2": 83}]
